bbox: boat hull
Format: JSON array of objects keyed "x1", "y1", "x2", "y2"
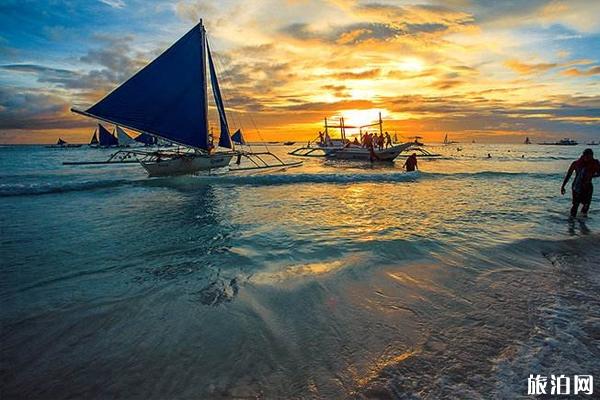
[
  {"x1": 327, "y1": 144, "x2": 412, "y2": 161},
  {"x1": 140, "y1": 153, "x2": 234, "y2": 176}
]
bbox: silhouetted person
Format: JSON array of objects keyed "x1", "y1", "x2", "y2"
[
  {"x1": 404, "y1": 153, "x2": 418, "y2": 172},
  {"x1": 385, "y1": 132, "x2": 392, "y2": 148},
  {"x1": 561, "y1": 148, "x2": 600, "y2": 217}
]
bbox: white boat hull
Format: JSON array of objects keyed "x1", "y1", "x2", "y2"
[
  {"x1": 327, "y1": 144, "x2": 413, "y2": 161},
  {"x1": 140, "y1": 153, "x2": 234, "y2": 176}
]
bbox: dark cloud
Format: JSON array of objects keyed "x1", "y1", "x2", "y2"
[
  {"x1": 1, "y1": 63, "x2": 80, "y2": 83},
  {"x1": 0, "y1": 87, "x2": 86, "y2": 130},
  {"x1": 280, "y1": 22, "x2": 404, "y2": 44},
  {"x1": 325, "y1": 68, "x2": 380, "y2": 80},
  {"x1": 321, "y1": 84, "x2": 350, "y2": 97},
  {"x1": 562, "y1": 65, "x2": 600, "y2": 76}
]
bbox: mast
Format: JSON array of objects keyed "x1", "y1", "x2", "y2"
[
  {"x1": 200, "y1": 19, "x2": 209, "y2": 152},
  {"x1": 324, "y1": 117, "x2": 328, "y2": 136},
  {"x1": 378, "y1": 112, "x2": 383, "y2": 136}
]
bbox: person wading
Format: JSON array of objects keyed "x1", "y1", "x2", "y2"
[
  {"x1": 561, "y1": 148, "x2": 600, "y2": 217},
  {"x1": 404, "y1": 153, "x2": 418, "y2": 172}
]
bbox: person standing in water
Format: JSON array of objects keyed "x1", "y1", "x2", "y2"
[
  {"x1": 404, "y1": 153, "x2": 418, "y2": 172},
  {"x1": 561, "y1": 148, "x2": 600, "y2": 217}
]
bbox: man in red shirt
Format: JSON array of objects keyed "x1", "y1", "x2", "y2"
[{"x1": 561, "y1": 148, "x2": 600, "y2": 217}]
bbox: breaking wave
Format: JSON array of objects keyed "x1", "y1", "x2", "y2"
[
  {"x1": 0, "y1": 170, "x2": 563, "y2": 196},
  {"x1": 0, "y1": 179, "x2": 134, "y2": 197}
]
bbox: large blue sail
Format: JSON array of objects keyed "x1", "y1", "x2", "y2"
[
  {"x1": 98, "y1": 124, "x2": 118, "y2": 146},
  {"x1": 207, "y1": 43, "x2": 232, "y2": 149},
  {"x1": 81, "y1": 24, "x2": 210, "y2": 150}
]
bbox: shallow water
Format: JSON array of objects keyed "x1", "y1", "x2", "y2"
[{"x1": 1, "y1": 143, "x2": 599, "y2": 398}]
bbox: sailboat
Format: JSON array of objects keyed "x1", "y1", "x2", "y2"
[
  {"x1": 67, "y1": 21, "x2": 299, "y2": 176},
  {"x1": 443, "y1": 133, "x2": 458, "y2": 145},
  {"x1": 134, "y1": 132, "x2": 157, "y2": 146},
  {"x1": 115, "y1": 126, "x2": 135, "y2": 147},
  {"x1": 89, "y1": 129, "x2": 99, "y2": 147},
  {"x1": 96, "y1": 124, "x2": 118, "y2": 147}
]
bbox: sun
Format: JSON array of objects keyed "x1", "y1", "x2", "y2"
[
  {"x1": 335, "y1": 109, "x2": 388, "y2": 135},
  {"x1": 395, "y1": 57, "x2": 425, "y2": 73}
]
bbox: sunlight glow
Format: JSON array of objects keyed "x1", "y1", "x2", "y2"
[{"x1": 395, "y1": 57, "x2": 425, "y2": 73}]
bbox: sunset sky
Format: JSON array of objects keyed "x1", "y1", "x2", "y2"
[{"x1": 1, "y1": 0, "x2": 599, "y2": 144}]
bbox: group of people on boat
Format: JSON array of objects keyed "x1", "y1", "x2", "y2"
[
  {"x1": 357, "y1": 132, "x2": 393, "y2": 150},
  {"x1": 317, "y1": 131, "x2": 395, "y2": 150}
]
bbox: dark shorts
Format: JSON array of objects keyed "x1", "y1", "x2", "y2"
[{"x1": 573, "y1": 184, "x2": 593, "y2": 205}]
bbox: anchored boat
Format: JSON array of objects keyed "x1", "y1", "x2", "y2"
[
  {"x1": 67, "y1": 20, "x2": 300, "y2": 176},
  {"x1": 539, "y1": 138, "x2": 578, "y2": 145},
  {"x1": 289, "y1": 113, "x2": 413, "y2": 161},
  {"x1": 46, "y1": 138, "x2": 82, "y2": 148}
]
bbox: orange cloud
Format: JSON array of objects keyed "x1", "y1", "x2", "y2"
[
  {"x1": 562, "y1": 65, "x2": 600, "y2": 76},
  {"x1": 504, "y1": 59, "x2": 557, "y2": 74}
]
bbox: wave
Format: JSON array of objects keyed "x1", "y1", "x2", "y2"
[
  {"x1": 192, "y1": 170, "x2": 561, "y2": 186},
  {"x1": 0, "y1": 179, "x2": 134, "y2": 197},
  {"x1": 0, "y1": 170, "x2": 563, "y2": 196}
]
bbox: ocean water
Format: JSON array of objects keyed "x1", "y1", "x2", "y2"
[{"x1": 1, "y1": 143, "x2": 599, "y2": 399}]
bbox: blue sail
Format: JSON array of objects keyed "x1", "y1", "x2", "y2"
[
  {"x1": 82, "y1": 24, "x2": 210, "y2": 150},
  {"x1": 98, "y1": 124, "x2": 118, "y2": 146},
  {"x1": 207, "y1": 43, "x2": 232, "y2": 149},
  {"x1": 231, "y1": 129, "x2": 246, "y2": 145},
  {"x1": 135, "y1": 133, "x2": 156, "y2": 145}
]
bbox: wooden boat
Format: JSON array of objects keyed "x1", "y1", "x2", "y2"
[
  {"x1": 68, "y1": 21, "x2": 301, "y2": 176},
  {"x1": 289, "y1": 113, "x2": 413, "y2": 162}
]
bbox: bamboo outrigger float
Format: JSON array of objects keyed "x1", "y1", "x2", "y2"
[{"x1": 67, "y1": 20, "x2": 301, "y2": 176}]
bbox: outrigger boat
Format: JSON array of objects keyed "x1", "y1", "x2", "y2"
[
  {"x1": 539, "y1": 138, "x2": 578, "y2": 146},
  {"x1": 67, "y1": 20, "x2": 300, "y2": 176},
  {"x1": 289, "y1": 113, "x2": 413, "y2": 161}
]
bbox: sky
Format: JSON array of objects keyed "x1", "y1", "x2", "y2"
[{"x1": 0, "y1": 0, "x2": 599, "y2": 144}]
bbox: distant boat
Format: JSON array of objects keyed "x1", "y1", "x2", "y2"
[
  {"x1": 89, "y1": 129, "x2": 99, "y2": 146},
  {"x1": 231, "y1": 129, "x2": 246, "y2": 145},
  {"x1": 134, "y1": 132, "x2": 157, "y2": 146},
  {"x1": 98, "y1": 124, "x2": 118, "y2": 147},
  {"x1": 586, "y1": 140, "x2": 599, "y2": 146},
  {"x1": 283, "y1": 141, "x2": 295, "y2": 146},
  {"x1": 408, "y1": 136, "x2": 424, "y2": 146},
  {"x1": 46, "y1": 138, "x2": 81, "y2": 148},
  {"x1": 115, "y1": 126, "x2": 135, "y2": 147},
  {"x1": 443, "y1": 133, "x2": 458, "y2": 145},
  {"x1": 524, "y1": 137, "x2": 531, "y2": 144},
  {"x1": 539, "y1": 138, "x2": 578, "y2": 146}
]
